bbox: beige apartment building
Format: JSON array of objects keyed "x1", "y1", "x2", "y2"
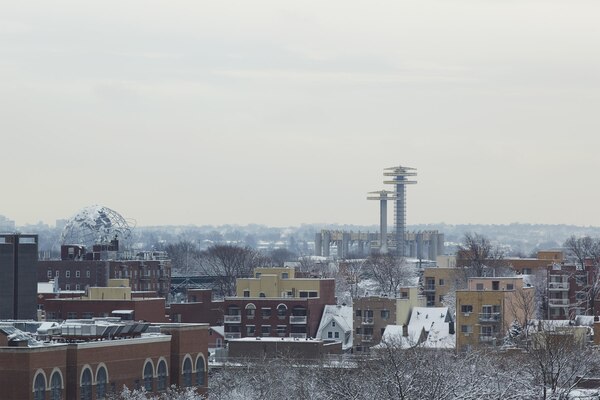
[
  {"x1": 236, "y1": 267, "x2": 333, "y2": 299},
  {"x1": 456, "y1": 277, "x2": 534, "y2": 352},
  {"x1": 423, "y1": 267, "x2": 464, "y2": 307},
  {"x1": 353, "y1": 287, "x2": 425, "y2": 352}
]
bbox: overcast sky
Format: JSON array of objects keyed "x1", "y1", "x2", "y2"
[{"x1": 2, "y1": 1, "x2": 600, "y2": 227}]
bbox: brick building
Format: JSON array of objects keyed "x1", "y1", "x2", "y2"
[
  {"x1": 353, "y1": 287, "x2": 425, "y2": 352},
  {"x1": 0, "y1": 320, "x2": 208, "y2": 400},
  {"x1": 228, "y1": 337, "x2": 342, "y2": 360},
  {"x1": 38, "y1": 245, "x2": 171, "y2": 298},
  {"x1": 168, "y1": 289, "x2": 224, "y2": 325},
  {"x1": 43, "y1": 280, "x2": 169, "y2": 323},
  {"x1": 456, "y1": 276, "x2": 535, "y2": 352},
  {"x1": 546, "y1": 263, "x2": 596, "y2": 319}
]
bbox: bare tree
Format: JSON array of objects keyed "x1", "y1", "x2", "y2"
[
  {"x1": 564, "y1": 235, "x2": 600, "y2": 315},
  {"x1": 364, "y1": 253, "x2": 416, "y2": 297},
  {"x1": 165, "y1": 241, "x2": 202, "y2": 276},
  {"x1": 458, "y1": 233, "x2": 506, "y2": 278},
  {"x1": 198, "y1": 244, "x2": 263, "y2": 297}
]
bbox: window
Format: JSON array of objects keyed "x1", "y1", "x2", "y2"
[
  {"x1": 328, "y1": 331, "x2": 333, "y2": 338},
  {"x1": 47, "y1": 270, "x2": 52, "y2": 278},
  {"x1": 245, "y1": 303, "x2": 256, "y2": 319},
  {"x1": 355, "y1": 310, "x2": 362, "y2": 317},
  {"x1": 276, "y1": 325, "x2": 286, "y2": 336},
  {"x1": 157, "y1": 361, "x2": 167, "y2": 392},
  {"x1": 476, "y1": 283, "x2": 484, "y2": 291},
  {"x1": 282, "y1": 272, "x2": 289, "y2": 279},
  {"x1": 196, "y1": 356, "x2": 206, "y2": 386},
  {"x1": 261, "y1": 325, "x2": 271, "y2": 336},
  {"x1": 65, "y1": 284, "x2": 70, "y2": 290},
  {"x1": 66, "y1": 271, "x2": 71, "y2": 278},
  {"x1": 143, "y1": 361, "x2": 153, "y2": 392},
  {"x1": 82, "y1": 312, "x2": 94, "y2": 319},
  {"x1": 334, "y1": 332, "x2": 340, "y2": 339},
  {"x1": 576, "y1": 275, "x2": 588, "y2": 286},
  {"x1": 182, "y1": 358, "x2": 192, "y2": 387},
  {"x1": 332, "y1": 321, "x2": 336, "y2": 327},
  {"x1": 50, "y1": 371, "x2": 62, "y2": 400},
  {"x1": 259, "y1": 292, "x2": 266, "y2": 298},
  {"x1": 460, "y1": 305, "x2": 473, "y2": 314},
  {"x1": 277, "y1": 304, "x2": 287, "y2": 319},
  {"x1": 246, "y1": 325, "x2": 255, "y2": 336},
  {"x1": 261, "y1": 308, "x2": 271, "y2": 318},
  {"x1": 400, "y1": 291, "x2": 409, "y2": 299},
  {"x1": 55, "y1": 270, "x2": 60, "y2": 277},
  {"x1": 76, "y1": 271, "x2": 80, "y2": 278},
  {"x1": 381, "y1": 310, "x2": 390, "y2": 320},
  {"x1": 461, "y1": 325, "x2": 472, "y2": 334},
  {"x1": 506, "y1": 284, "x2": 514, "y2": 291},
  {"x1": 356, "y1": 327, "x2": 361, "y2": 334},
  {"x1": 34, "y1": 372, "x2": 46, "y2": 400},
  {"x1": 255, "y1": 272, "x2": 261, "y2": 278},
  {"x1": 576, "y1": 291, "x2": 587, "y2": 301},
  {"x1": 80, "y1": 368, "x2": 92, "y2": 400},
  {"x1": 243, "y1": 290, "x2": 250, "y2": 298},
  {"x1": 67, "y1": 312, "x2": 77, "y2": 319},
  {"x1": 523, "y1": 268, "x2": 532, "y2": 275},
  {"x1": 492, "y1": 281, "x2": 500, "y2": 291},
  {"x1": 96, "y1": 366, "x2": 108, "y2": 399},
  {"x1": 439, "y1": 279, "x2": 445, "y2": 286},
  {"x1": 86, "y1": 271, "x2": 90, "y2": 278},
  {"x1": 75, "y1": 284, "x2": 80, "y2": 290}
]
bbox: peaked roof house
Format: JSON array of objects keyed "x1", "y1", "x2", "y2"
[
  {"x1": 380, "y1": 306, "x2": 455, "y2": 349},
  {"x1": 316, "y1": 305, "x2": 353, "y2": 351}
]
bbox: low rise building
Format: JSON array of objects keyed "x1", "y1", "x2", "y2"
[
  {"x1": 456, "y1": 276, "x2": 535, "y2": 352},
  {"x1": 353, "y1": 287, "x2": 425, "y2": 352},
  {"x1": 0, "y1": 320, "x2": 208, "y2": 400},
  {"x1": 316, "y1": 305, "x2": 353, "y2": 351}
]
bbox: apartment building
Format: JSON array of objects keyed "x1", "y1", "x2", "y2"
[
  {"x1": 422, "y1": 267, "x2": 463, "y2": 307},
  {"x1": 546, "y1": 263, "x2": 596, "y2": 319},
  {"x1": 456, "y1": 277, "x2": 534, "y2": 352},
  {"x1": 353, "y1": 287, "x2": 425, "y2": 352},
  {"x1": 223, "y1": 267, "x2": 336, "y2": 340}
]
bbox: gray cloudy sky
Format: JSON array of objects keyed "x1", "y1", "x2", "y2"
[{"x1": 2, "y1": 1, "x2": 600, "y2": 227}]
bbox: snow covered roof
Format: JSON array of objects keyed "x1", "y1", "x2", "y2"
[
  {"x1": 380, "y1": 306, "x2": 455, "y2": 349},
  {"x1": 316, "y1": 305, "x2": 353, "y2": 350},
  {"x1": 210, "y1": 326, "x2": 224, "y2": 337}
]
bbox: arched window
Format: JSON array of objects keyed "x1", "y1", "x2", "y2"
[
  {"x1": 33, "y1": 372, "x2": 46, "y2": 400},
  {"x1": 182, "y1": 357, "x2": 193, "y2": 387},
  {"x1": 157, "y1": 360, "x2": 168, "y2": 392},
  {"x1": 96, "y1": 366, "x2": 108, "y2": 399},
  {"x1": 195, "y1": 355, "x2": 206, "y2": 386},
  {"x1": 143, "y1": 361, "x2": 154, "y2": 392},
  {"x1": 277, "y1": 304, "x2": 288, "y2": 319},
  {"x1": 50, "y1": 371, "x2": 62, "y2": 400},
  {"x1": 245, "y1": 303, "x2": 256, "y2": 319},
  {"x1": 80, "y1": 368, "x2": 92, "y2": 400}
]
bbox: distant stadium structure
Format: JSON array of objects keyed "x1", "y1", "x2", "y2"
[{"x1": 60, "y1": 205, "x2": 134, "y2": 248}]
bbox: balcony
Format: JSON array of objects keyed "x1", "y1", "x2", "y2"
[
  {"x1": 224, "y1": 315, "x2": 241, "y2": 324},
  {"x1": 290, "y1": 333, "x2": 307, "y2": 339},
  {"x1": 479, "y1": 335, "x2": 496, "y2": 343},
  {"x1": 548, "y1": 282, "x2": 569, "y2": 291},
  {"x1": 225, "y1": 332, "x2": 241, "y2": 339},
  {"x1": 424, "y1": 284, "x2": 436, "y2": 292},
  {"x1": 290, "y1": 315, "x2": 307, "y2": 324},
  {"x1": 478, "y1": 313, "x2": 501, "y2": 323},
  {"x1": 548, "y1": 298, "x2": 569, "y2": 307},
  {"x1": 361, "y1": 317, "x2": 374, "y2": 325},
  {"x1": 361, "y1": 335, "x2": 373, "y2": 342}
]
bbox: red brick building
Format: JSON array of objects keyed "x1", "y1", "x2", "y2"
[
  {"x1": 168, "y1": 289, "x2": 224, "y2": 325},
  {"x1": 38, "y1": 259, "x2": 171, "y2": 298},
  {"x1": 0, "y1": 321, "x2": 208, "y2": 400},
  {"x1": 43, "y1": 297, "x2": 169, "y2": 323},
  {"x1": 223, "y1": 296, "x2": 333, "y2": 340}
]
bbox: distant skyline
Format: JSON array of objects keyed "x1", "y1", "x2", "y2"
[{"x1": 2, "y1": 1, "x2": 600, "y2": 228}]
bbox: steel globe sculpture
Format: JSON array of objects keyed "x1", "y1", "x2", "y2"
[{"x1": 61, "y1": 205, "x2": 134, "y2": 248}]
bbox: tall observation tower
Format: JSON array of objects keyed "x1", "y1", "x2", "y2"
[
  {"x1": 383, "y1": 165, "x2": 417, "y2": 256},
  {"x1": 367, "y1": 190, "x2": 396, "y2": 254}
]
